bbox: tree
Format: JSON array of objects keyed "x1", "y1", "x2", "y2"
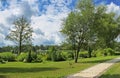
[
  {"x1": 61, "y1": 0, "x2": 94, "y2": 63},
  {"x1": 61, "y1": 0, "x2": 120, "y2": 63},
  {"x1": 93, "y1": 6, "x2": 120, "y2": 49},
  {"x1": 6, "y1": 16, "x2": 33, "y2": 55}
]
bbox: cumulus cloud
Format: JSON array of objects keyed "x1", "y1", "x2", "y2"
[
  {"x1": 1, "y1": 0, "x2": 120, "y2": 46},
  {"x1": 0, "y1": 0, "x2": 75, "y2": 46},
  {"x1": 107, "y1": 2, "x2": 120, "y2": 17}
]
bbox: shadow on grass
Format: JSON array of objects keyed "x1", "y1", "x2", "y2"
[
  {"x1": 100, "y1": 74, "x2": 120, "y2": 78},
  {"x1": 0, "y1": 75, "x2": 7, "y2": 78},
  {"x1": 79, "y1": 59, "x2": 112, "y2": 63},
  {"x1": 0, "y1": 67, "x2": 59, "y2": 73}
]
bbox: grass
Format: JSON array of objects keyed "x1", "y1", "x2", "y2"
[
  {"x1": 100, "y1": 61, "x2": 120, "y2": 78},
  {"x1": 0, "y1": 56, "x2": 118, "y2": 78}
]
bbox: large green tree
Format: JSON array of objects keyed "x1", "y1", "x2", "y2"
[
  {"x1": 61, "y1": 0, "x2": 120, "y2": 63},
  {"x1": 94, "y1": 6, "x2": 120, "y2": 49},
  {"x1": 6, "y1": 16, "x2": 33, "y2": 55},
  {"x1": 61, "y1": 0, "x2": 94, "y2": 63}
]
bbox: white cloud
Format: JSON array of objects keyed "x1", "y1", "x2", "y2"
[
  {"x1": 107, "y1": 2, "x2": 120, "y2": 17},
  {"x1": 0, "y1": 0, "x2": 71, "y2": 46}
]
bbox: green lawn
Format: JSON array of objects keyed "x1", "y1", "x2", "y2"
[
  {"x1": 0, "y1": 56, "x2": 118, "y2": 78},
  {"x1": 100, "y1": 61, "x2": 120, "y2": 78}
]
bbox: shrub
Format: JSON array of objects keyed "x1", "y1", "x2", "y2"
[
  {"x1": 92, "y1": 49, "x2": 104, "y2": 57},
  {"x1": 92, "y1": 48, "x2": 115, "y2": 57},
  {"x1": 114, "y1": 52, "x2": 120, "y2": 55},
  {"x1": 103, "y1": 48, "x2": 115, "y2": 56},
  {"x1": 17, "y1": 53, "x2": 27, "y2": 62},
  {"x1": 66, "y1": 51, "x2": 74, "y2": 60},
  {"x1": 24, "y1": 51, "x2": 38, "y2": 63},
  {"x1": 33, "y1": 55, "x2": 43, "y2": 63},
  {"x1": 47, "y1": 50, "x2": 66, "y2": 61},
  {"x1": 79, "y1": 51, "x2": 88, "y2": 58},
  {"x1": 0, "y1": 52, "x2": 16, "y2": 61},
  {"x1": 91, "y1": 50, "x2": 97, "y2": 57},
  {"x1": 26, "y1": 51, "x2": 32, "y2": 63},
  {"x1": 56, "y1": 51, "x2": 66, "y2": 61},
  {"x1": 17, "y1": 52, "x2": 43, "y2": 63}
]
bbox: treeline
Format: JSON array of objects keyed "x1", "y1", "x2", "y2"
[{"x1": 0, "y1": 45, "x2": 61, "y2": 53}]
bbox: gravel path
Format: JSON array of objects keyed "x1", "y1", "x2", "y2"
[{"x1": 67, "y1": 57, "x2": 120, "y2": 78}]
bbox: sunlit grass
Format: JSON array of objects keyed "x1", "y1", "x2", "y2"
[
  {"x1": 100, "y1": 61, "x2": 120, "y2": 78},
  {"x1": 0, "y1": 56, "x2": 118, "y2": 78}
]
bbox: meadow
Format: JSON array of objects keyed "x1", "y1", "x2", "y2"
[{"x1": 0, "y1": 56, "x2": 118, "y2": 78}]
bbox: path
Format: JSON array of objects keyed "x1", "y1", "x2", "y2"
[{"x1": 67, "y1": 57, "x2": 120, "y2": 78}]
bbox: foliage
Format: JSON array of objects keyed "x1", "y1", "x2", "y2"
[
  {"x1": 91, "y1": 48, "x2": 115, "y2": 57},
  {"x1": 79, "y1": 51, "x2": 89, "y2": 58},
  {"x1": 26, "y1": 51, "x2": 32, "y2": 63},
  {"x1": 47, "y1": 47, "x2": 66, "y2": 61},
  {"x1": 61, "y1": 0, "x2": 120, "y2": 63},
  {"x1": 17, "y1": 53, "x2": 27, "y2": 62},
  {"x1": 0, "y1": 46, "x2": 14, "y2": 52},
  {"x1": 92, "y1": 49, "x2": 104, "y2": 57},
  {"x1": 17, "y1": 52, "x2": 43, "y2": 63},
  {"x1": 66, "y1": 51, "x2": 74, "y2": 60},
  {"x1": 61, "y1": 0, "x2": 97, "y2": 63},
  {"x1": 32, "y1": 55, "x2": 43, "y2": 63},
  {"x1": 103, "y1": 48, "x2": 115, "y2": 56},
  {"x1": 0, "y1": 52, "x2": 16, "y2": 61},
  {"x1": 93, "y1": 6, "x2": 120, "y2": 49}
]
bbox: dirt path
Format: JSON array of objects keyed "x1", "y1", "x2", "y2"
[{"x1": 67, "y1": 57, "x2": 120, "y2": 78}]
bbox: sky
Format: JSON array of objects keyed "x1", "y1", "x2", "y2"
[{"x1": 0, "y1": 0, "x2": 120, "y2": 46}]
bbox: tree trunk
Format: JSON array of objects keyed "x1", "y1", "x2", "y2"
[
  {"x1": 88, "y1": 47, "x2": 92, "y2": 58},
  {"x1": 19, "y1": 32, "x2": 22, "y2": 55},
  {"x1": 75, "y1": 49, "x2": 80, "y2": 63},
  {"x1": 18, "y1": 41, "x2": 22, "y2": 55}
]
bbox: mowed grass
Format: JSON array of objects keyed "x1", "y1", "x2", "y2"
[
  {"x1": 0, "y1": 56, "x2": 118, "y2": 78},
  {"x1": 100, "y1": 61, "x2": 120, "y2": 78}
]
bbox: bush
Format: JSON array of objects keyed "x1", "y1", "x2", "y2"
[
  {"x1": 0, "y1": 52, "x2": 16, "y2": 61},
  {"x1": 92, "y1": 49, "x2": 104, "y2": 57},
  {"x1": 114, "y1": 52, "x2": 120, "y2": 55},
  {"x1": 33, "y1": 55, "x2": 43, "y2": 63},
  {"x1": 26, "y1": 51, "x2": 32, "y2": 63},
  {"x1": 66, "y1": 51, "x2": 74, "y2": 60},
  {"x1": 17, "y1": 52, "x2": 43, "y2": 63},
  {"x1": 92, "y1": 48, "x2": 115, "y2": 57},
  {"x1": 103, "y1": 48, "x2": 115, "y2": 56},
  {"x1": 17, "y1": 53, "x2": 27, "y2": 62},
  {"x1": 56, "y1": 51, "x2": 66, "y2": 61},
  {"x1": 47, "y1": 50, "x2": 66, "y2": 61},
  {"x1": 91, "y1": 50, "x2": 97, "y2": 57},
  {"x1": 79, "y1": 51, "x2": 88, "y2": 58}
]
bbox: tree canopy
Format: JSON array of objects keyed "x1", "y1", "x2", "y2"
[{"x1": 61, "y1": 0, "x2": 120, "y2": 63}]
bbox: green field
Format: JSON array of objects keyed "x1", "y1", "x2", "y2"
[
  {"x1": 100, "y1": 62, "x2": 120, "y2": 78},
  {"x1": 0, "y1": 56, "x2": 118, "y2": 78}
]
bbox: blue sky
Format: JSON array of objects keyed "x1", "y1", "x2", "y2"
[{"x1": 0, "y1": 0, "x2": 120, "y2": 46}]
